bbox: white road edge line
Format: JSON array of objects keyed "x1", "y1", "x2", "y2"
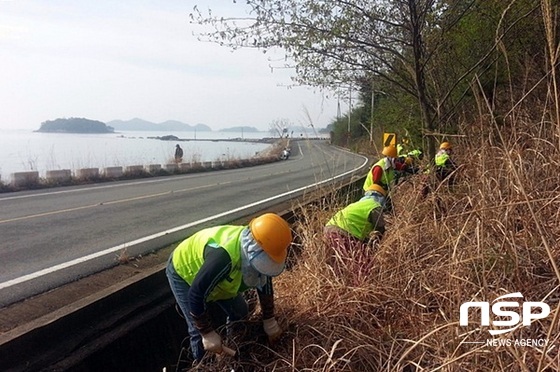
[{"x1": 0, "y1": 152, "x2": 368, "y2": 289}]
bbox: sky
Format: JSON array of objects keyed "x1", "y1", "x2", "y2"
[{"x1": 0, "y1": 0, "x2": 341, "y2": 132}]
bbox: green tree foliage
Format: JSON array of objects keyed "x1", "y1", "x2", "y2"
[
  {"x1": 191, "y1": 0, "x2": 558, "y2": 156},
  {"x1": 38, "y1": 118, "x2": 114, "y2": 133},
  {"x1": 428, "y1": 1, "x2": 551, "y2": 130},
  {"x1": 191, "y1": 0, "x2": 481, "y2": 157}
]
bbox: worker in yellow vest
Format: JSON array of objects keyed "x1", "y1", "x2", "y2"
[
  {"x1": 399, "y1": 148, "x2": 424, "y2": 175},
  {"x1": 363, "y1": 146, "x2": 397, "y2": 192},
  {"x1": 362, "y1": 146, "x2": 406, "y2": 211},
  {"x1": 324, "y1": 184, "x2": 387, "y2": 248},
  {"x1": 166, "y1": 213, "x2": 292, "y2": 364},
  {"x1": 323, "y1": 184, "x2": 387, "y2": 283},
  {"x1": 435, "y1": 142, "x2": 457, "y2": 182}
]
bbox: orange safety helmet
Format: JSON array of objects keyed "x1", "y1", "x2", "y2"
[
  {"x1": 404, "y1": 156, "x2": 414, "y2": 166},
  {"x1": 382, "y1": 146, "x2": 397, "y2": 158},
  {"x1": 249, "y1": 213, "x2": 292, "y2": 263},
  {"x1": 366, "y1": 183, "x2": 387, "y2": 196},
  {"x1": 440, "y1": 142, "x2": 452, "y2": 150}
]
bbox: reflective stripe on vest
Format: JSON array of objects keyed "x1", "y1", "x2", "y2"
[
  {"x1": 326, "y1": 197, "x2": 381, "y2": 240},
  {"x1": 172, "y1": 225, "x2": 245, "y2": 301}
]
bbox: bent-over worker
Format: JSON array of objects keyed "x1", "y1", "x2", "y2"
[{"x1": 166, "y1": 212, "x2": 292, "y2": 363}]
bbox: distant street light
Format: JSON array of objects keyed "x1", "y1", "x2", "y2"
[
  {"x1": 370, "y1": 84, "x2": 387, "y2": 143},
  {"x1": 348, "y1": 86, "x2": 352, "y2": 131}
]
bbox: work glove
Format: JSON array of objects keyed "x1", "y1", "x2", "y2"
[
  {"x1": 190, "y1": 311, "x2": 213, "y2": 334},
  {"x1": 263, "y1": 318, "x2": 283, "y2": 343},
  {"x1": 201, "y1": 330, "x2": 223, "y2": 354},
  {"x1": 370, "y1": 231, "x2": 384, "y2": 244}
]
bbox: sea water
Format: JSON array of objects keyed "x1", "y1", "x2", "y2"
[{"x1": 0, "y1": 129, "x2": 276, "y2": 182}]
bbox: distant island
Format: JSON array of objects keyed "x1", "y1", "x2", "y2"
[
  {"x1": 37, "y1": 118, "x2": 114, "y2": 133},
  {"x1": 107, "y1": 118, "x2": 211, "y2": 132},
  {"x1": 36, "y1": 117, "x2": 329, "y2": 135}
]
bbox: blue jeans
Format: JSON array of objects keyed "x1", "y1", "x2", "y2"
[{"x1": 166, "y1": 257, "x2": 248, "y2": 362}]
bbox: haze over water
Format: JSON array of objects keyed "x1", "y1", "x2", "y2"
[{"x1": 0, "y1": 129, "x2": 278, "y2": 182}]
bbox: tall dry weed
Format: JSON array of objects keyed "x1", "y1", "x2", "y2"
[
  {"x1": 198, "y1": 16, "x2": 560, "y2": 369},
  {"x1": 253, "y1": 108, "x2": 559, "y2": 371},
  {"x1": 201, "y1": 109, "x2": 559, "y2": 371},
  {"x1": 205, "y1": 95, "x2": 560, "y2": 372}
]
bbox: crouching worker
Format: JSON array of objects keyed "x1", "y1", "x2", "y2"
[
  {"x1": 363, "y1": 146, "x2": 405, "y2": 212},
  {"x1": 166, "y1": 213, "x2": 292, "y2": 364},
  {"x1": 323, "y1": 185, "x2": 387, "y2": 283},
  {"x1": 324, "y1": 184, "x2": 387, "y2": 247},
  {"x1": 435, "y1": 141, "x2": 458, "y2": 184}
]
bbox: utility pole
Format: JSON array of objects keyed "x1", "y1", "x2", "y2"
[
  {"x1": 370, "y1": 81, "x2": 374, "y2": 144},
  {"x1": 347, "y1": 85, "x2": 352, "y2": 147},
  {"x1": 337, "y1": 95, "x2": 341, "y2": 120}
]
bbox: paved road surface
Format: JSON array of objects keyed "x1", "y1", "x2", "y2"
[{"x1": 0, "y1": 140, "x2": 368, "y2": 305}]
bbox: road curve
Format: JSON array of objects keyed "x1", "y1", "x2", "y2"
[{"x1": 0, "y1": 140, "x2": 368, "y2": 305}]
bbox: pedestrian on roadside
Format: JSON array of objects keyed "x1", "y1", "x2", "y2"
[{"x1": 175, "y1": 144, "x2": 184, "y2": 163}]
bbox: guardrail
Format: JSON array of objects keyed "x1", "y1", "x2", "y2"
[{"x1": 8, "y1": 158, "x2": 278, "y2": 188}]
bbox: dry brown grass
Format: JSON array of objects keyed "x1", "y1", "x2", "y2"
[
  {"x1": 185, "y1": 6, "x2": 560, "y2": 369},
  {"x1": 271, "y1": 116, "x2": 558, "y2": 370},
  {"x1": 256, "y1": 139, "x2": 554, "y2": 372},
  {"x1": 202, "y1": 103, "x2": 559, "y2": 371}
]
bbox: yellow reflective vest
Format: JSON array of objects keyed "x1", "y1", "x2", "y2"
[
  {"x1": 326, "y1": 197, "x2": 382, "y2": 240},
  {"x1": 435, "y1": 151, "x2": 450, "y2": 167},
  {"x1": 172, "y1": 225, "x2": 244, "y2": 302},
  {"x1": 363, "y1": 158, "x2": 394, "y2": 191}
]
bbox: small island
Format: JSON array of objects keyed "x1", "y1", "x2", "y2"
[
  {"x1": 219, "y1": 126, "x2": 260, "y2": 133},
  {"x1": 37, "y1": 118, "x2": 114, "y2": 133}
]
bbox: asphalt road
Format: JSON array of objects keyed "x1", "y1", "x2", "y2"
[{"x1": 0, "y1": 140, "x2": 368, "y2": 305}]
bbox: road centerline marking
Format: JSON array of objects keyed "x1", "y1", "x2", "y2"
[{"x1": 0, "y1": 182, "x2": 233, "y2": 224}]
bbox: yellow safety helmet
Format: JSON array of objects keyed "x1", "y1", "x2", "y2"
[
  {"x1": 382, "y1": 146, "x2": 397, "y2": 158},
  {"x1": 366, "y1": 184, "x2": 387, "y2": 196},
  {"x1": 440, "y1": 142, "x2": 452, "y2": 150},
  {"x1": 249, "y1": 213, "x2": 292, "y2": 263}
]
